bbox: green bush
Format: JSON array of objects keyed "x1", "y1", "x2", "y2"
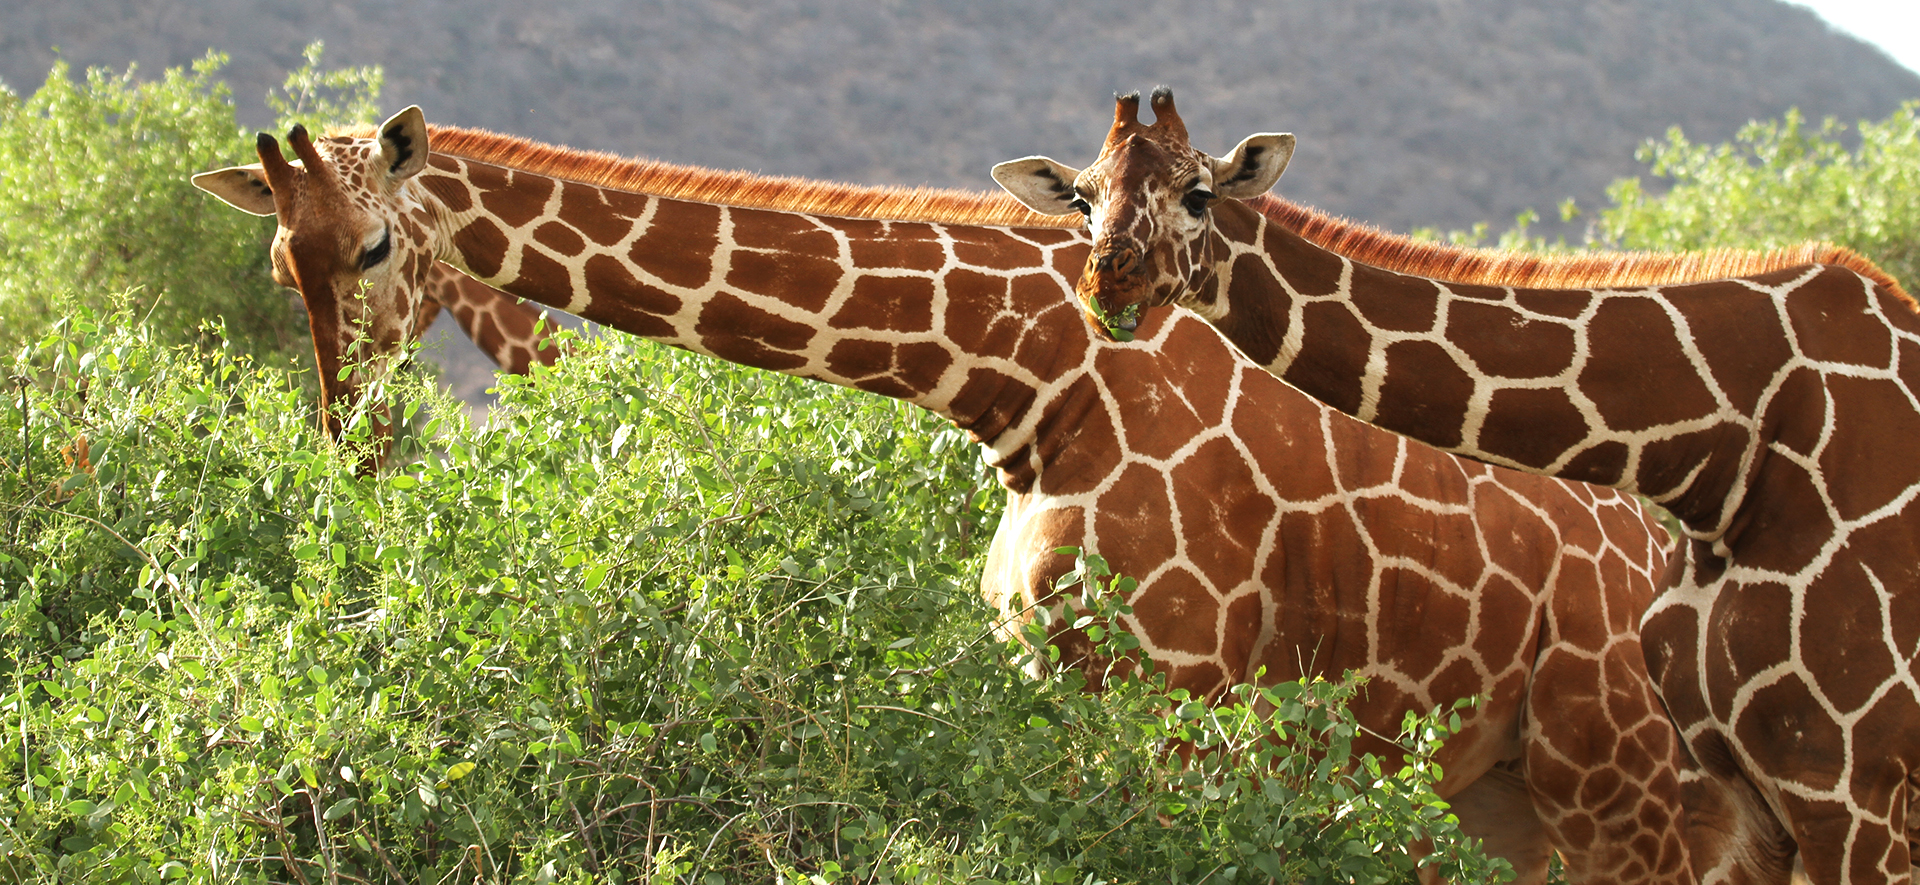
[
  {"x1": 0, "y1": 315, "x2": 1499, "y2": 883},
  {"x1": 1597, "y1": 101, "x2": 1920, "y2": 288},
  {"x1": 1427, "y1": 102, "x2": 1920, "y2": 290}
]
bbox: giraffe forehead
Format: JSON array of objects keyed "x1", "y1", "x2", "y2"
[{"x1": 1093, "y1": 137, "x2": 1204, "y2": 201}]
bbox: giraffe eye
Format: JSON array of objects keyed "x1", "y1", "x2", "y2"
[
  {"x1": 1068, "y1": 197, "x2": 1092, "y2": 217},
  {"x1": 1183, "y1": 189, "x2": 1216, "y2": 218},
  {"x1": 358, "y1": 228, "x2": 392, "y2": 271}
]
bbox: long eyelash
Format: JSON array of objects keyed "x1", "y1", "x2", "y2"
[{"x1": 359, "y1": 229, "x2": 392, "y2": 270}]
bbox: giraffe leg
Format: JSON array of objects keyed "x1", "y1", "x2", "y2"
[
  {"x1": 1521, "y1": 635, "x2": 1695, "y2": 885},
  {"x1": 1785, "y1": 806, "x2": 1910, "y2": 885},
  {"x1": 1444, "y1": 761, "x2": 1554, "y2": 885}
]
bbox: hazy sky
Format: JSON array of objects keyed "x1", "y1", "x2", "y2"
[{"x1": 1792, "y1": 0, "x2": 1920, "y2": 75}]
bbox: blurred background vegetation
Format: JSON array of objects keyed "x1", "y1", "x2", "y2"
[{"x1": 0, "y1": 32, "x2": 1914, "y2": 884}]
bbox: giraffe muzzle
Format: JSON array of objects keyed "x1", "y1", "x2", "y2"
[{"x1": 1079, "y1": 243, "x2": 1151, "y2": 338}]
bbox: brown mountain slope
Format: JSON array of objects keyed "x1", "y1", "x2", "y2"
[{"x1": 3, "y1": 0, "x2": 1914, "y2": 233}]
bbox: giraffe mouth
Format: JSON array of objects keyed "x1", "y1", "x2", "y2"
[
  {"x1": 1079, "y1": 295, "x2": 1143, "y2": 341},
  {"x1": 1079, "y1": 245, "x2": 1150, "y2": 341}
]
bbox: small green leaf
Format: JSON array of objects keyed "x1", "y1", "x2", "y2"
[{"x1": 446, "y1": 761, "x2": 476, "y2": 781}]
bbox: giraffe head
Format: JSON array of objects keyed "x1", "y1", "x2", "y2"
[
  {"x1": 191, "y1": 107, "x2": 440, "y2": 441},
  {"x1": 993, "y1": 88, "x2": 1293, "y2": 339}
]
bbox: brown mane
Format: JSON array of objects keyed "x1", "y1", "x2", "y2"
[
  {"x1": 334, "y1": 122, "x2": 1081, "y2": 229},
  {"x1": 1248, "y1": 194, "x2": 1909, "y2": 301}
]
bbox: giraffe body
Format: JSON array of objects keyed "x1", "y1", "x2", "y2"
[
  {"x1": 193, "y1": 107, "x2": 1693, "y2": 881},
  {"x1": 998, "y1": 87, "x2": 1920, "y2": 884}
]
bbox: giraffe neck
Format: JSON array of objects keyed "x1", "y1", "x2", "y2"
[
  {"x1": 423, "y1": 264, "x2": 563, "y2": 374},
  {"x1": 1197, "y1": 200, "x2": 1917, "y2": 542},
  {"x1": 412, "y1": 152, "x2": 1092, "y2": 481}
]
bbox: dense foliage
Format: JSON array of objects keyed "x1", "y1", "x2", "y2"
[
  {"x1": 1, "y1": 316, "x2": 1499, "y2": 883},
  {"x1": 1428, "y1": 101, "x2": 1920, "y2": 292},
  {"x1": 1596, "y1": 101, "x2": 1920, "y2": 288}
]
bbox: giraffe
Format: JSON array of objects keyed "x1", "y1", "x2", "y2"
[
  {"x1": 191, "y1": 106, "x2": 1695, "y2": 882},
  {"x1": 994, "y1": 87, "x2": 1920, "y2": 884},
  {"x1": 418, "y1": 261, "x2": 565, "y2": 376}
]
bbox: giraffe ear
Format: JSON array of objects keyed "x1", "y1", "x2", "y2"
[
  {"x1": 991, "y1": 156, "x2": 1087, "y2": 216},
  {"x1": 191, "y1": 165, "x2": 279, "y2": 216},
  {"x1": 1208, "y1": 133, "x2": 1294, "y2": 200},
  {"x1": 377, "y1": 106, "x2": 430, "y2": 182}
]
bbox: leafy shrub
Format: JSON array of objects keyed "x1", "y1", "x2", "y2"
[
  {"x1": 1425, "y1": 102, "x2": 1920, "y2": 290},
  {"x1": 1597, "y1": 101, "x2": 1920, "y2": 288},
  {"x1": 0, "y1": 315, "x2": 1500, "y2": 883}
]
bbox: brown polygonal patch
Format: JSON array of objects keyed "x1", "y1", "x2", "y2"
[
  {"x1": 695, "y1": 292, "x2": 816, "y2": 371},
  {"x1": 1559, "y1": 441, "x2": 1629, "y2": 487},
  {"x1": 1581, "y1": 297, "x2": 1721, "y2": 433},
  {"x1": 1477, "y1": 387, "x2": 1592, "y2": 472},
  {"x1": 1390, "y1": 451, "x2": 1472, "y2": 507},
  {"x1": 1785, "y1": 267, "x2": 1894, "y2": 368},
  {"x1": 1032, "y1": 377, "x2": 1122, "y2": 497},
  {"x1": 725, "y1": 249, "x2": 842, "y2": 315},
  {"x1": 1733, "y1": 673, "x2": 1846, "y2": 792},
  {"x1": 480, "y1": 170, "x2": 551, "y2": 230},
  {"x1": 1262, "y1": 506, "x2": 1374, "y2": 678},
  {"x1": 1515, "y1": 289, "x2": 1591, "y2": 319},
  {"x1": 1704, "y1": 580, "x2": 1794, "y2": 723},
  {"x1": 1373, "y1": 339, "x2": 1473, "y2": 448},
  {"x1": 1347, "y1": 266, "x2": 1441, "y2": 334},
  {"x1": 1797, "y1": 566, "x2": 1899, "y2": 714},
  {"x1": 1472, "y1": 573, "x2": 1540, "y2": 670},
  {"x1": 1726, "y1": 452, "x2": 1833, "y2": 573},
  {"x1": 532, "y1": 221, "x2": 587, "y2": 257},
  {"x1": 1168, "y1": 437, "x2": 1275, "y2": 590},
  {"x1": 583, "y1": 254, "x2": 683, "y2": 317},
  {"x1": 1128, "y1": 566, "x2": 1220, "y2": 657},
  {"x1": 891, "y1": 343, "x2": 954, "y2": 395},
  {"x1": 952, "y1": 229, "x2": 1044, "y2": 270},
  {"x1": 1233, "y1": 378, "x2": 1338, "y2": 503},
  {"x1": 1819, "y1": 376, "x2": 1920, "y2": 520},
  {"x1": 1447, "y1": 299, "x2": 1577, "y2": 379},
  {"x1": 1270, "y1": 229, "x2": 1348, "y2": 300},
  {"x1": 1217, "y1": 592, "x2": 1265, "y2": 683},
  {"x1": 632, "y1": 200, "x2": 721, "y2": 290},
  {"x1": 420, "y1": 170, "x2": 474, "y2": 213},
  {"x1": 453, "y1": 217, "x2": 511, "y2": 279},
  {"x1": 1357, "y1": 500, "x2": 1486, "y2": 591},
  {"x1": 1011, "y1": 302, "x2": 1090, "y2": 383},
  {"x1": 1374, "y1": 568, "x2": 1470, "y2": 680},
  {"x1": 1153, "y1": 316, "x2": 1232, "y2": 425},
  {"x1": 1664, "y1": 280, "x2": 1793, "y2": 415},
  {"x1": 1284, "y1": 301, "x2": 1372, "y2": 416},
  {"x1": 947, "y1": 368, "x2": 1037, "y2": 449},
  {"x1": 732, "y1": 209, "x2": 839, "y2": 254},
  {"x1": 557, "y1": 180, "x2": 643, "y2": 245},
  {"x1": 825, "y1": 339, "x2": 890, "y2": 381},
  {"x1": 827, "y1": 277, "x2": 935, "y2": 332},
  {"x1": 849, "y1": 237, "x2": 945, "y2": 272},
  {"x1": 1092, "y1": 463, "x2": 1179, "y2": 579},
  {"x1": 1095, "y1": 347, "x2": 1207, "y2": 462},
  {"x1": 942, "y1": 269, "x2": 1017, "y2": 360},
  {"x1": 514, "y1": 249, "x2": 574, "y2": 304}
]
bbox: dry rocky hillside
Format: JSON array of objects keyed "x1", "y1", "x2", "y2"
[{"x1": 5, "y1": 0, "x2": 1916, "y2": 402}]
